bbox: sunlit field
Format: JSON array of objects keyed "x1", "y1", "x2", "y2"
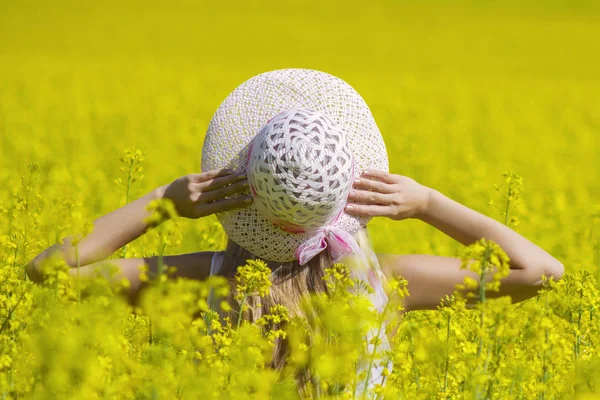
[{"x1": 1, "y1": 0, "x2": 599, "y2": 398}]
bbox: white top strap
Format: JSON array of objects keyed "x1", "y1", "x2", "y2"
[{"x1": 207, "y1": 251, "x2": 226, "y2": 320}]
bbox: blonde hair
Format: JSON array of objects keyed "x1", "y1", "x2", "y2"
[{"x1": 215, "y1": 228, "x2": 384, "y2": 371}]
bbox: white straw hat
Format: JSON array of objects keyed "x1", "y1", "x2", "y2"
[{"x1": 201, "y1": 69, "x2": 388, "y2": 264}]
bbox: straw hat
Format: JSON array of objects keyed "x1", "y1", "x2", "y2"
[{"x1": 201, "y1": 69, "x2": 388, "y2": 264}]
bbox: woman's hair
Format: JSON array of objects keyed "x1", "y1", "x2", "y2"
[
  {"x1": 217, "y1": 228, "x2": 383, "y2": 371},
  {"x1": 218, "y1": 236, "x2": 330, "y2": 372}
]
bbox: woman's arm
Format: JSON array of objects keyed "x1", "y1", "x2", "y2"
[
  {"x1": 28, "y1": 186, "x2": 164, "y2": 279},
  {"x1": 63, "y1": 252, "x2": 215, "y2": 304},
  {"x1": 26, "y1": 169, "x2": 250, "y2": 283},
  {"x1": 346, "y1": 170, "x2": 564, "y2": 311}
]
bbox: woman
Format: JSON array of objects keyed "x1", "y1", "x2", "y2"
[
  {"x1": 25, "y1": 166, "x2": 565, "y2": 307},
  {"x1": 27, "y1": 68, "x2": 563, "y2": 305},
  {"x1": 26, "y1": 70, "x2": 564, "y2": 388}
]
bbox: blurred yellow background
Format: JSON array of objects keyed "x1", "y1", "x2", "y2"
[{"x1": 1, "y1": 0, "x2": 598, "y2": 274}]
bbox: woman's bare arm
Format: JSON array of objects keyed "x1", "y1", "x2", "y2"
[
  {"x1": 28, "y1": 186, "x2": 165, "y2": 280},
  {"x1": 347, "y1": 170, "x2": 564, "y2": 311},
  {"x1": 64, "y1": 252, "x2": 215, "y2": 304},
  {"x1": 376, "y1": 253, "x2": 556, "y2": 311},
  {"x1": 418, "y1": 188, "x2": 564, "y2": 274},
  {"x1": 26, "y1": 169, "x2": 251, "y2": 283}
]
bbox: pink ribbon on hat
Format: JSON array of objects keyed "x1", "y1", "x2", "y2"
[{"x1": 295, "y1": 225, "x2": 363, "y2": 266}]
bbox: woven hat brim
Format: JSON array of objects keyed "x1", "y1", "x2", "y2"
[{"x1": 201, "y1": 69, "x2": 388, "y2": 263}]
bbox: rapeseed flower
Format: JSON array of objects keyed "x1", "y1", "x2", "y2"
[{"x1": 1, "y1": 2, "x2": 598, "y2": 397}]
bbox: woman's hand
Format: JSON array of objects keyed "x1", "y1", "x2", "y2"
[
  {"x1": 345, "y1": 169, "x2": 432, "y2": 220},
  {"x1": 161, "y1": 169, "x2": 252, "y2": 219}
]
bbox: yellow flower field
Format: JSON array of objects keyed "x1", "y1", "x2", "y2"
[{"x1": 1, "y1": 0, "x2": 599, "y2": 398}]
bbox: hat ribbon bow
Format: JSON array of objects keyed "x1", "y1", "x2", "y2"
[{"x1": 295, "y1": 226, "x2": 362, "y2": 266}]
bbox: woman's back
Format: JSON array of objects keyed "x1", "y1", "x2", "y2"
[{"x1": 206, "y1": 227, "x2": 392, "y2": 393}]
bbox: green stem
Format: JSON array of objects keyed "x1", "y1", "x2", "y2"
[
  {"x1": 125, "y1": 161, "x2": 134, "y2": 206},
  {"x1": 442, "y1": 313, "x2": 451, "y2": 393},
  {"x1": 576, "y1": 287, "x2": 583, "y2": 358},
  {"x1": 11, "y1": 239, "x2": 19, "y2": 270},
  {"x1": 21, "y1": 168, "x2": 36, "y2": 279},
  {"x1": 475, "y1": 244, "x2": 493, "y2": 400},
  {"x1": 237, "y1": 295, "x2": 247, "y2": 330},
  {"x1": 410, "y1": 333, "x2": 420, "y2": 390},
  {"x1": 0, "y1": 292, "x2": 26, "y2": 335},
  {"x1": 121, "y1": 160, "x2": 135, "y2": 258},
  {"x1": 477, "y1": 246, "x2": 491, "y2": 358},
  {"x1": 539, "y1": 292, "x2": 550, "y2": 400},
  {"x1": 484, "y1": 341, "x2": 494, "y2": 395},
  {"x1": 375, "y1": 375, "x2": 388, "y2": 400},
  {"x1": 157, "y1": 241, "x2": 167, "y2": 282},
  {"x1": 149, "y1": 240, "x2": 168, "y2": 345},
  {"x1": 539, "y1": 329, "x2": 549, "y2": 400},
  {"x1": 363, "y1": 301, "x2": 390, "y2": 395},
  {"x1": 504, "y1": 187, "x2": 512, "y2": 226}
]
